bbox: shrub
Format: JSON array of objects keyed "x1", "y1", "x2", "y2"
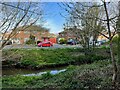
[
  {"x1": 67, "y1": 65, "x2": 76, "y2": 70},
  {"x1": 100, "y1": 45, "x2": 110, "y2": 49},
  {"x1": 26, "y1": 35, "x2": 35, "y2": 45},
  {"x1": 26, "y1": 39, "x2": 35, "y2": 45},
  {"x1": 112, "y1": 35, "x2": 118, "y2": 44},
  {"x1": 3, "y1": 48, "x2": 110, "y2": 69},
  {"x1": 59, "y1": 38, "x2": 67, "y2": 44},
  {"x1": 41, "y1": 72, "x2": 53, "y2": 80},
  {"x1": 76, "y1": 55, "x2": 108, "y2": 64},
  {"x1": 20, "y1": 59, "x2": 38, "y2": 67}
]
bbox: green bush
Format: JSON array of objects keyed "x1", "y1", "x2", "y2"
[
  {"x1": 21, "y1": 59, "x2": 38, "y2": 67},
  {"x1": 76, "y1": 55, "x2": 108, "y2": 64},
  {"x1": 112, "y1": 35, "x2": 118, "y2": 44},
  {"x1": 59, "y1": 38, "x2": 67, "y2": 44},
  {"x1": 41, "y1": 72, "x2": 53, "y2": 80},
  {"x1": 67, "y1": 65, "x2": 76, "y2": 70},
  {"x1": 26, "y1": 39, "x2": 35, "y2": 45},
  {"x1": 100, "y1": 45, "x2": 109, "y2": 49},
  {"x1": 26, "y1": 35, "x2": 35, "y2": 45}
]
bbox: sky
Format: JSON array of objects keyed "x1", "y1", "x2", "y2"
[
  {"x1": 1, "y1": 1, "x2": 118, "y2": 34},
  {"x1": 0, "y1": 2, "x2": 67, "y2": 34},
  {"x1": 42, "y1": 2, "x2": 67, "y2": 34},
  {"x1": 40, "y1": 1, "x2": 104, "y2": 34},
  {"x1": 41, "y1": 1, "x2": 117, "y2": 34}
]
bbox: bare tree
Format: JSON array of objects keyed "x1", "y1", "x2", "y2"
[
  {"x1": 102, "y1": 1, "x2": 118, "y2": 87},
  {"x1": 59, "y1": 1, "x2": 119, "y2": 87},
  {"x1": 117, "y1": 1, "x2": 120, "y2": 66},
  {"x1": 0, "y1": 1, "x2": 43, "y2": 50},
  {"x1": 59, "y1": 2, "x2": 105, "y2": 54}
]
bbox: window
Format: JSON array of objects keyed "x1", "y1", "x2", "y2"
[
  {"x1": 17, "y1": 31, "x2": 21, "y2": 34},
  {"x1": 13, "y1": 38, "x2": 20, "y2": 44}
]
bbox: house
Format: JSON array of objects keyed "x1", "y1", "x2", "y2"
[
  {"x1": 58, "y1": 26, "x2": 115, "y2": 45},
  {"x1": 97, "y1": 32, "x2": 115, "y2": 42},
  {"x1": 3, "y1": 25, "x2": 57, "y2": 44},
  {"x1": 58, "y1": 26, "x2": 81, "y2": 41}
]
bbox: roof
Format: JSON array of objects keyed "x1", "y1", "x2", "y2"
[
  {"x1": 59, "y1": 31, "x2": 67, "y2": 34},
  {"x1": 15, "y1": 25, "x2": 49, "y2": 32},
  {"x1": 41, "y1": 33, "x2": 57, "y2": 38},
  {"x1": 59, "y1": 27, "x2": 82, "y2": 34}
]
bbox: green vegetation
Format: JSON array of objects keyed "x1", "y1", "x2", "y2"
[
  {"x1": 26, "y1": 35, "x2": 35, "y2": 45},
  {"x1": 2, "y1": 48, "x2": 110, "y2": 69},
  {"x1": 3, "y1": 48, "x2": 118, "y2": 89},
  {"x1": 3, "y1": 60, "x2": 119, "y2": 89},
  {"x1": 25, "y1": 39, "x2": 35, "y2": 45},
  {"x1": 59, "y1": 38, "x2": 67, "y2": 44}
]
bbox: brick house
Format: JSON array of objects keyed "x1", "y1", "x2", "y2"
[
  {"x1": 58, "y1": 26, "x2": 116, "y2": 43},
  {"x1": 58, "y1": 26, "x2": 81, "y2": 41},
  {"x1": 3, "y1": 25, "x2": 57, "y2": 44}
]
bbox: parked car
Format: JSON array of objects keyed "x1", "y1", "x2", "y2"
[
  {"x1": 67, "y1": 40, "x2": 76, "y2": 45},
  {"x1": 95, "y1": 40, "x2": 106, "y2": 46},
  {"x1": 38, "y1": 41, "x2": 53, "y2": 47},
  {"x1": 37, "y1": 41, "x2": 42, "y2": 44}
]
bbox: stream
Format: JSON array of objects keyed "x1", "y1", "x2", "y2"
[{"x1": 2, "y1": 66, "x2": 67, "y2": 76}]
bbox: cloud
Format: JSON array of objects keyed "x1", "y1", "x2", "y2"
[{"x1": 43, "y1": 19, "x2": 63, "y2": 34}]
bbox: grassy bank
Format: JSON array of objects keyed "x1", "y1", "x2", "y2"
[
  {"x1": 2, "y1": 48, "x2": 110, "y2": 69},
  {"x1": 2, "y1": 60, "x2": 120, "y2": 89},
  {"x1": 2, "y1": 48, "x2": 120, "y2": 89}
]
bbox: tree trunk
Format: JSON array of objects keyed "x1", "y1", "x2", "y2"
[
  {"x1": 109, "y1": 41, "x2": 118, "y2": 87},
  {"x1": 103, "y1": 1, "x2": 118, "y2": 87},
  {"x1": 118, "y1": 33, "x2": 120, "y2": 65},
  {"x1": 117, "y1": 1, "x2": 120, "y2": 65},
  {"x1": 92, "y1": 39, "x2": 95, "y2": 51},
  {"x1": 0, "y1": 50, "x2": 2, "y2": 89}
]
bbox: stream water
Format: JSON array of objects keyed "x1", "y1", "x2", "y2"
[{"x1": 2, "y1": 66, "x2": 67, "y2": 76}]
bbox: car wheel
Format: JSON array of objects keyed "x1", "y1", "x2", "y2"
[{"x1": 40, "y1": 45, "x2": 42, "y2": 47}]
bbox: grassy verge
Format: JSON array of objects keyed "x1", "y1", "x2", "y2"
[
  {"x1": 2, "y1": 48, "x2": 110, "y2": 69},
  {"x1": 3, "y1": 60, "x2": 120, "y2": 89}
]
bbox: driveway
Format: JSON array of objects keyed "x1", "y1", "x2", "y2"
[{"x1": 3, "y1": 44, "x2": 82, "y2": 49}]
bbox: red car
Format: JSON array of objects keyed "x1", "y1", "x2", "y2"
[{"x1": 38, "y1": 41, "x2": 53, "y2": 47}]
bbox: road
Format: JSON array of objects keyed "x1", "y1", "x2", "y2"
[{"x1": 3, "y1": 44, "x2": 82, "y2": 49}]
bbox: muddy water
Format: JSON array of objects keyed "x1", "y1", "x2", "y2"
[{"x1": 2, "y1": 66, "x2": 67, "y2": 76}]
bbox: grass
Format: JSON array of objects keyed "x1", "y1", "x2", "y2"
[
  {"x1": 2, "y1": 48, "x2": 110, "y2": 69},
  {"x1": 2, "y1": 48, "x2": 120, "y2": 89},
  {"x1": 3, "y1": 60, "x2": 119, "y2": 89}
]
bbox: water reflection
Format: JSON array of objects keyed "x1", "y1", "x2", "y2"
[
  {"x1": 50, "y1": 69, "x2": 66, "y2": 75},
  {"x1": 23, "y1": 69, "x2": 66, "y2": 76},
  {"x1": 2, "y1": 66, "x2": 67, "y2": 76}
]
